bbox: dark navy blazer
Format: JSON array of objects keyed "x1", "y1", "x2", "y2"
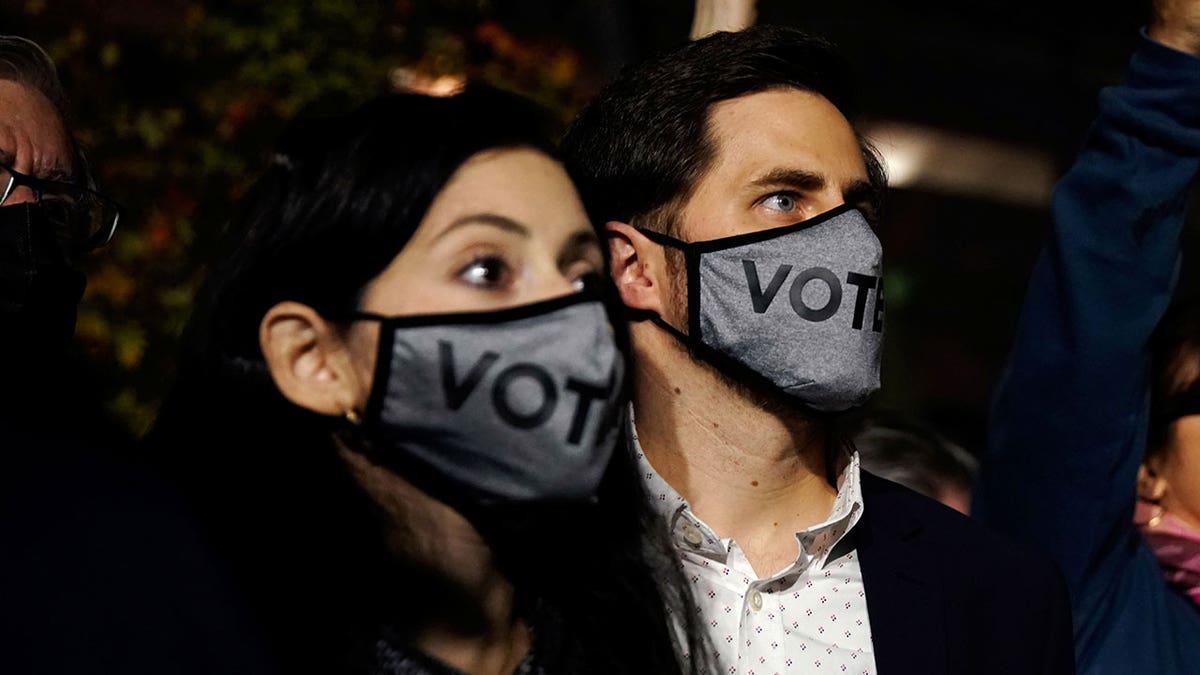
[{"x1": 858, "y1": 471, "x2": 1074, "y2": 675}]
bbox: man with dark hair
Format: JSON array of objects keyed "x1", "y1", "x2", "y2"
[
  {"x1": 0, "y1": 35, "x2": 91, "y2": 180},
  {"x1": 0, "y1": 35, "x2": 274, "y2": 674},
  {"x1": 562, "y1": 24, "x2": 1073, "y2": 675}
]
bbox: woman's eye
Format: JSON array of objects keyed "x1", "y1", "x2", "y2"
[
  {"x1": 459, "y1": 256, "x2": 511, "y2": 288},
  {"x1": 564, "y1": 255, "x2": 603, "y2": 291},
  {"x1": 571, "y1": 271, "x2": 602, "y2": 292},
  {"x1": 762, "y1": 193, "x2": 798, "y2": 213}
]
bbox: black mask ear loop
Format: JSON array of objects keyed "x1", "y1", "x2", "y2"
[{"x1": 633, "y1": 227, "x2": 704, "y2": 349}]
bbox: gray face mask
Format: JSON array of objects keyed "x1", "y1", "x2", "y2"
[
  {"x1": 351, "y1": 289, "x2": 624, "y2": 507},
  {"x1": 638, "y1": 205, "x2": 883, "y2": 412}
]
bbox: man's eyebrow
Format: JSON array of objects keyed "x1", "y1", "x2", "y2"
[
  {"x1": 751, "y1": 169, "x2": 880, "y2": 218},
  {"x1": 0, "y1": 148, "x2": 74, "y2": 183},
  {"x1": 38, "y1": 166, "x2": 74, "y2": 183},
  {"x1": 437, "y1": 213, "x2": 531, "y2": 240},
  {"x1": 749, "y1": 168, "x2": 827, "y2": 192}
]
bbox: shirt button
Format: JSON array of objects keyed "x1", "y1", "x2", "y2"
[
  {"x1": 682, "y1": 524, "x2": 704, "y2": 547},
  {"x1": 748, "y1": 590, "x2": 763, "y2": 612}
]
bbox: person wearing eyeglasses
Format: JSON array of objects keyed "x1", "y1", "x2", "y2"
[
  {"x1": 0, "y1": 159, "x2": 121, "y2": 250},
  {"x1": 0, "y1": 35, "x2": 275, "y2": 675},
  {"x1": 0, "y1": 36, "x2": 120, "y2": 357}
]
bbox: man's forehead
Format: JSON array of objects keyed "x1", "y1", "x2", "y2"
[
  {"x1": 0, "y1": 79, "x2": 72, "y2": 180},
  {"x1": 702, "y1": 88, "x2": 867, "y2": 183}
]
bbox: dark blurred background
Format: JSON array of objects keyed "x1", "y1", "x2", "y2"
[{"x1": 2, "y1": 0, "x2": 1195, "y2": 451}]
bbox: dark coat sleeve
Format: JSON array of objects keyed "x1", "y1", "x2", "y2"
[{"x1": 973, "y1": 31, "x2": 1200, "y2": 672}]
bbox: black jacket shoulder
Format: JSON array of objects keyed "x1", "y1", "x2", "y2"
[{"x1": 855, "y1": 471, "x2": 1074, "y2": 675}]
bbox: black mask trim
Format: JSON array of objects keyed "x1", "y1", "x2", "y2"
[
  {"x1": 634, "y1": 202, "x2": 857, "y2": 254},
  {"x1": 338, "y1": 277, "x2": 627, "y2": 522},
  {"x1": 634, "y1": 204, "x2": 871, "y2": 419},
  {"x1": 354, "y1": 287, "x2": 603, "y2": 443},
  {"x1": 348, "y1": 284, "x2": 602, "y2": 328}
]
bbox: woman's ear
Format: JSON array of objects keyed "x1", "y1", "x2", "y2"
[
  {"x1": 260, "y1": 301, "x2": 364, "y2": 416},
  {"x1": 605, "y1": 221, "x2": 670, "y2": 317},
  {"x1": 1137, "y1": 460, "x2": 1169, "y2": 502}
]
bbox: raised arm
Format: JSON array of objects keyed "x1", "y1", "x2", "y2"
[
  {"x1": 690, "y1": 0, "x2": 756, "y2": 39},
  {"x1": 976, "y1": 0, "x2": 1200, "y2": 628}
]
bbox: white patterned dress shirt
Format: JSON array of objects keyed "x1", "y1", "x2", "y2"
[{"x1": 631, "y1": 416, "x2": 877, "y2": 675}]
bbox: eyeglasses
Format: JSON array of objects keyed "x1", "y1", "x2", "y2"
[{"x1": 0, "y1": 160, "x2": 122, "y2": 250}]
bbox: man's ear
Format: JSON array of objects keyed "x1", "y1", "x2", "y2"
[
  {"x1": 260, "y1": 301, "x2": 362, "y2": 417},
  {"x1": 1137, "y1": 460, "x2": 1169, "y2": 502},
  {"x1": 606, "y1": 221, "x2": 670, "y2": 316}
]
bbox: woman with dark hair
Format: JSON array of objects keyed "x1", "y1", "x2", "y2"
[
  {"x1": 974, "y1": 1, "x2": 1200, "y2": 671},
  {"x1": 1137, "y1": 300, "x2": 1200, "y2": 598},
  {"x1": 149, "y1": 87, "x2": 709, "y2": 675}
]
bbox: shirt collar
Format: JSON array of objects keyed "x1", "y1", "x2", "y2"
[{"x1": 629, "y1": 404, "x2": 865, "y2": 571}]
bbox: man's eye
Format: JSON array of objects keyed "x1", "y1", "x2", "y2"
[
  {"x1": 762, "y1": 193, "x2": 798, "y2": 213},
  {"x1": 459, "y1": 256, "x2": 511, "y2": 288}
]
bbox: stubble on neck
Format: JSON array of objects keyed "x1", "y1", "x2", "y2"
[{"x1": 627, "y1": 321, "x2": 841, "y2": 566}]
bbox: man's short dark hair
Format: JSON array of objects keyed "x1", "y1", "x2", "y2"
[
  {"x1": 0, "y1": 35, "x2": 91, "y2": 188},
  {"x1": 561, "y1": 24, "x2": 885, "y2": 235}
]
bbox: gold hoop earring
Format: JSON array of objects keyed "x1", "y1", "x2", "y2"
[
  {"x1": 1149, "y1": 504, "x2": 1165, "y2": 529},
  {"x1": 344, "y1": 409, "x2": 362, "y2": 426}
]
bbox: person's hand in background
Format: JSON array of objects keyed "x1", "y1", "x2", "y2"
[{"x1": 690, "y1": 0, "x2": 756, "y2": 39}]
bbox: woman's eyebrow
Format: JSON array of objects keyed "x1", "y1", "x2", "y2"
[
  {"x1": 557, "y1": 228, "x2": 602, "y2": 266},
  {"x1": 437, "y1": 213, "x2": 531, "y2": 240}
]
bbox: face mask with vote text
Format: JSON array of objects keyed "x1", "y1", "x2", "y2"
[
  {"x1": 638, "y1": 204, "x2": 883, "y2": 412},
  {"x1": 350, "y1": 288, "x2": 624, "y2": 507}
]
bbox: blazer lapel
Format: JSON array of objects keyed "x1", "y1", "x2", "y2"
[{"x1": 855, "y1": 472, "x2": 949, "y2": 675}]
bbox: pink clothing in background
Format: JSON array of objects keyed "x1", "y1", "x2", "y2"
[{"x1": 1135, "y1": 499, "x2": 1200, "y2": 607}]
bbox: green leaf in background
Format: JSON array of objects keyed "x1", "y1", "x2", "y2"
[{"x1": 0, "y1": 0, "x2": 600, "y2": 437}]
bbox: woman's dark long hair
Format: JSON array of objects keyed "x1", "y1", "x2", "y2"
[{"x1": 148, "y1": 87, "x2": 711, "y2": 674}]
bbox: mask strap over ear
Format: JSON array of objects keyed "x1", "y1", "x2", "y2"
[
  {"x1": 650, "y1": 314, "x2": 696, "y2": 349},
  {"x1": 623, "y1": 234, "x2": 700, "y2": 353},
  {"x1": 632, "y1": 226, "x2": 704, "y2": 342},
  {"x1": 633, "y1": 227, "x2": 688, "y2": 249}
]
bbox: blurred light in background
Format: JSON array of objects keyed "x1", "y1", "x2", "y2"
[
  {"x1": 390, "y1": 67, "x2": 466, "y2": 96},
  {"x1": 863, "y1": 120, "x2": 1059, "y2": 208}
]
